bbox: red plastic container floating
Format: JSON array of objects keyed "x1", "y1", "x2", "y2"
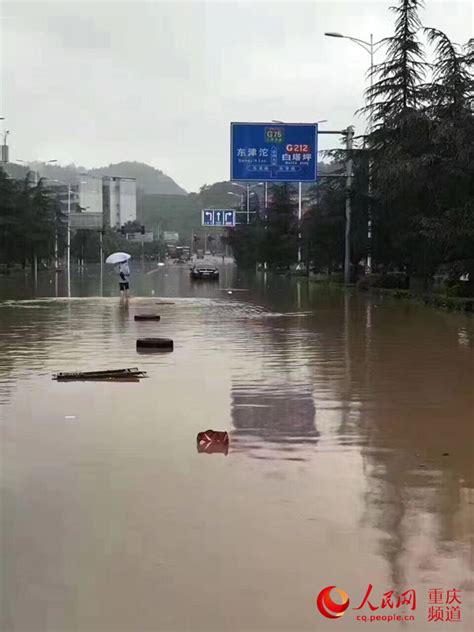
[{"x1": 197, "y1": 430, "x2": 229, "y2": 455}]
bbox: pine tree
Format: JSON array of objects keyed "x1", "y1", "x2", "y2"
[{"x1": 368, "y1": 0, "x2": 426, "y2": 123}]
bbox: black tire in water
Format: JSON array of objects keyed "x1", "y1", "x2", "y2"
[
  {"x1": 136, "y1": 337, "x2": 173, "y2": 351},
  {"x1": 134, "y1": 314, "x2": 161, "y2": 321}
]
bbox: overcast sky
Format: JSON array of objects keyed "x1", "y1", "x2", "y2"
[{"x1": 1, "y1": 0, "x2": 472, "y2": 192}]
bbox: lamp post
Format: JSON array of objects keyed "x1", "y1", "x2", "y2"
[
  {"x1": 227, "y1": 191, "x2": 244, "y2": 208},
  {"x1": 344, "y1": 126, "x2": 355, "y2": 285},
  {"x1": 230, "y1": 182, "x2": 263, "y2": 224},
  {"x1": 325, "y1": 32, "x2": 384, "y2": 273}
]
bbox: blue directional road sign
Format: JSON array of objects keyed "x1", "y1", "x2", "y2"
[
  {"x1": 231, "y1": 122, "x2": 318, "y2": 182},
  {"x1": 202, "y1": 209, "x2": 236, "y2": 227}
]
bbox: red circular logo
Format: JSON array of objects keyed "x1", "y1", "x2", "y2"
[{"x1": 316, "y1": 586, "x2": 350, "y2": 619}]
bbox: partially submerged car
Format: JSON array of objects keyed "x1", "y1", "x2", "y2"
[{"x1": 190, "y1": 261, "x2": 219, "y2": 281}]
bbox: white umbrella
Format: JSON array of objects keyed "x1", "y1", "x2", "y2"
[{"x1": 105, "y1": 252, "x2": 131, "y2": 265}]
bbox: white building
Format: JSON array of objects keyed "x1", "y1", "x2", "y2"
[
  {"x1": 78, "y1": 174, "x2": 103, "y2": 214},
  {"x1": 103, "y1": 176, "x2": 137, "y2": 228}
]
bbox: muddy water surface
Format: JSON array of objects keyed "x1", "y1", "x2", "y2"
[{"x1": 1, "y1": 264, "x2": 473, "y2": 631}]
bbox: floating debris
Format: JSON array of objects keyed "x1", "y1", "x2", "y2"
[
  {"x1": 137, "y1": 338, "x2": 173, "y2": 351},
  {"x1": 53, "y1": 368, "x2": 147, "y2": 381},
  {"x1": 197, "y1": 430, "x2": 229, "y2": 455},
  {"x1": 134, "y1": 314, "x2": 161, "y2": 321}
]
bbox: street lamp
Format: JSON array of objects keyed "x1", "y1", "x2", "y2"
[
  {"x1": 324, "y1": 32, "x2": 384, "y2": 131},
  {"x1": 230, "y1": 182, "x2": 263, "y2": 224},
  {"x1": 325, "y1": 32, "x2": 385, "y2": 274},
  {"x1": 227, "y1": 191, "x2": 244, "y2": 208}
]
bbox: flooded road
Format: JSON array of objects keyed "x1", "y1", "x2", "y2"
[{"x1": 1, "y1": 263, "x2": 473, "y2": 631}]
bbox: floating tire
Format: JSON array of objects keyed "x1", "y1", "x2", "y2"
[
  {"x1": 136, "y1": 337, "x2": 173, "y2": 351},
  {"x1": 134, "y1": 314, "x2": 161, "y2": 321}
]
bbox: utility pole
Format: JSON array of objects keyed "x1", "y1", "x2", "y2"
[
  {"x1": 54, "y1": 231, "x2": 58, "y2": 271},
  {"x1": 67, "y1": 185, "x2": 71, "y2": 298},
  {"x1": 99, "y1": 229, "x2": 103, "y2": 276},
  {"x1": 344, "y1": 126, "x2": 354, "y2": 285},
  {"x1": 325, "y1": 32, "x2": 384, "y2": 274},
  {"x1": 99, "y1": 229, "x2": 104, "y2": 296},
  {"x1": 366, "y1": 33, "x2": 374, "y2": 275}
]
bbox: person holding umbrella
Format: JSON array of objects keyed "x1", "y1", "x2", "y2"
[{"x1": 105, "y1": 252, "x2": 132, "y2": 301}]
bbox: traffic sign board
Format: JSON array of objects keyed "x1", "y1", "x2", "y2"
[
  {"x1": 231, "y1": 122, "x2": 318, "y2": 182},
  {"x1": 202, "y1": 209, "x2": 236, "y2": 227}
]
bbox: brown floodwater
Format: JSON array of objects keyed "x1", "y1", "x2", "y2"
[{"x1": 1, "y1": 263, "x2": 473, "y2": 631}]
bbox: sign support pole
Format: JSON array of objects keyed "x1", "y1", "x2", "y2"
[
  {"x1": 246, "y1": 184, "x2": 250, "y2": 225},
  {"x1": 264, "y1": 182, "x2": 268, "y2": 270},
  {"x1": 298, "y1": 182, "x2": 302, "y2": 263}
]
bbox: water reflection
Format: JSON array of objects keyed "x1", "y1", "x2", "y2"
[{"x1": 231, "y1": 385, "x2": 317, "y2": 442}]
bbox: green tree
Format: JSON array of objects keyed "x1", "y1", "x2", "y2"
[
  {"x1": 364, "y1": 0, "x2": 474, "y2": 284},
  {"x1": 261, "y1": 184, "x2": 298, "y2": 269},
  {"x1": 0, "y1": 171, "x2": 60, "y2": 269}
]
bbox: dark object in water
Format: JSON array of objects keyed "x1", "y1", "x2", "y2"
[
  {"x1": 155, "y1": 301, "x2": 175, "y2": 305},
  {"x1": 197, "y1": 430, "x2": 229, "y2": 455},
  {"x1": 134, "y1": 314, "x2": 161, "y2": 321},
  {"x1": 442, "y1": 452, "x2": 450, "y2": 456},
  {"x1": 137, "y1": 337, "x2": 173, "y2": 351},
  {"x1": 53, "y1": 367, "x2": 147, "y2": 381}
]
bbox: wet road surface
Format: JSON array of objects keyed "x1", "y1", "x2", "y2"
[{"x1": 1, "y1": 263, "x2": 473, "y2": 631}]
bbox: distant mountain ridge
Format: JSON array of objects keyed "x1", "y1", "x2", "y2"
[
  {"x1": 18, "y1": 160, "x2": 187, "y2": 196},
  {"x1": 89, "y1": 161, "x2": 187, "y2": 195}
]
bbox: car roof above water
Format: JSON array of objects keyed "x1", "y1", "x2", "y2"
[{"x1": 193, "y1": 261, "x2": 218, "y2": 270}]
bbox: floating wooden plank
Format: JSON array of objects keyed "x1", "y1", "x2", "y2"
[{"x1": 53, "y1": 367, "x2": 147, "y2": 381}]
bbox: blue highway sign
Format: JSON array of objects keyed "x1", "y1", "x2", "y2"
[
  {"x1": 231, "y1": 122, "x2": 318, "y2": 182},
  {"x1": 202, "y1": 209, "x2": 236, "y2": 227}
]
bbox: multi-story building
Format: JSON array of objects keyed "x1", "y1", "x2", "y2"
[
  {"x1": 102, "y1": 176, "x2": 137, "y2": 228},
  {"x1": 77, "y1": 174, "x2": 103, "y2": 214}
]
